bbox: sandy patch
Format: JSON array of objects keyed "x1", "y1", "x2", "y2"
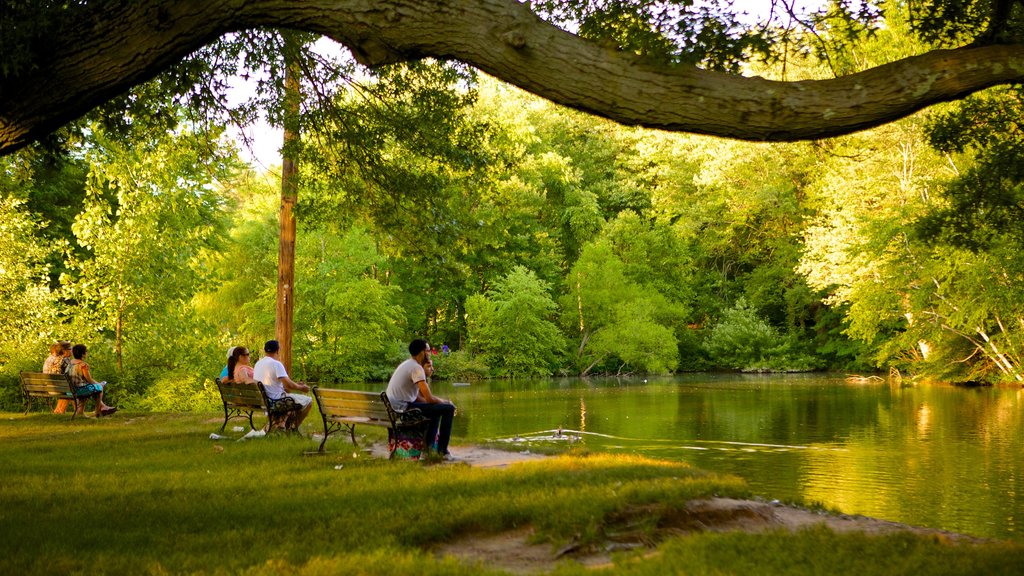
[{"x1": 367, "y1": 443, "x2": 548, "y2": 468}]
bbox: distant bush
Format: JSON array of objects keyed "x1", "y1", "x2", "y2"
[
  {"x1": 465, "y1": 266, "x2": 565, "y2": 377},
  {"x1": 130, "y1": 370, "x2": 219, "y2": 412},
  {"x1": 703, "y1": 300, "x2": 820, "y2": 372},
  {"x1": 431, "y1": 350, "x2": 489, "y2": 381},
  {"x1": 0, "y1": 340, "x2": 51, "y2": 410}
]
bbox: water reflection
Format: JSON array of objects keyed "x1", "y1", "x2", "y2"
[{"x1": 435, "y1": 374, "x2": 1024, "y2": 541}]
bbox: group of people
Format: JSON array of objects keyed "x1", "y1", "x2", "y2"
[
  {"x1": 42, "y1": 340, "x2": 117, "y2": 417},
  {"x1": 217, "y1": 337, "x2": 458, "y2": 459},
  {"x1": 220, "y1": 340, "x2": 313, "y2": 430}
]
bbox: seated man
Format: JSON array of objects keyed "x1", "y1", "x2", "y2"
[
  {"x1": 385, "y1": 339, "x2": 457, "y2": 460},
  {"x1": 252, "y1": 340, "x2": 311, "y2": 431}
]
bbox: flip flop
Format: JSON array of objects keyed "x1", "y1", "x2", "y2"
[{"x1": 99, "y1": 407, "x2": 118, "y2": 417}]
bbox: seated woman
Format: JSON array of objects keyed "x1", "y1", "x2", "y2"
[
  {"x1": 219, "y1": 346, "x2": 238, "y2": 381},
  {"x1": 228, "y1": 347, "x2": 255, "y2": 383},
  {"x1": 42, "y1": 342, "x2": 62, "y2": 374},
  {"x1": 43, "y1": 341, "x2": 73, "y2": 414},
  {"x1": 66, "y1": 344, "x2": 117, "y2": 417}
]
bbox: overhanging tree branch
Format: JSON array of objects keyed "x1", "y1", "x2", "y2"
[{"x1": 4, "y1": 0, "x2": 1024, "y2": 156}]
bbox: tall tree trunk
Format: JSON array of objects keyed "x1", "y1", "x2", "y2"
[
  {"x1": 276, "y1": 32, "x2": 301, "y2": 373},
  {"x1": 116, "y1": 299, "x2": 124, "y2": 371}
]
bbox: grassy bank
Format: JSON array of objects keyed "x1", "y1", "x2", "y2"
[{"x1": 1, "y1": 412, "x2": 1020, "y2": 575}]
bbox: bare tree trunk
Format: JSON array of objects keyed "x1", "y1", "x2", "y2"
[
  {"x1": 275, "y1": 32, "x2": 301, "y2": 373},
  {"x1": 976, "y1": 328, "x2": 1023, "y2": 381}
]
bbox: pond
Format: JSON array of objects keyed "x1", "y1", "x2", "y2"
[{"x1": 429, "y1": 373, "x2": 1023, "y2": 541}]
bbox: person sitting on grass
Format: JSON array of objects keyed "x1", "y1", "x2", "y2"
[
  {"x1": 228, "y1": 346, "x2": 255, "y2": 383},
  {"x1": 252, "y1": 340, "x2": 311, "y2": 431},
  {"x1": 65, "y1": 344, "x2": 117, "y2": 417}
]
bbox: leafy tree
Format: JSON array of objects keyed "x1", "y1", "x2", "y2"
[
  {"x1": 465, "y1": 266, "x2": 565, "y2": 376},
  {"x1": 294, "y1": 226, "x2": 405, "y2": 382},
  {"x1": 192, "y1": 171, "x2": 281, "y2": 344},
  {"x1": 0, "y1": 195, "x2": 59, "y2": 347},
  {"x1": 703, "y1": 299, "x2": 819, "y2": 371},
  {"x1": 61, "y1": 122, "x2": 236, "y2": 373},
  {"x1": 563, "y1": 240, "x2": 682, "y2": 374},
  {"x1": 6, "y1": 0, "x2": 1022, "y2": 155},
  {"x1": 589, "y1": 298, "x2": 680, "y2": 374}
]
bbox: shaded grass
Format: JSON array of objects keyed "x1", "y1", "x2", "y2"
[{"x1": 0, "y1": 412, "x2": 1020, "y2": 575}]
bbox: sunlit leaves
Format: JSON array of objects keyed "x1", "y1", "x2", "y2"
[
  {"x1": 0, "y1": 195, "x2": 59, "y2": 339},
  {"x1": 563, "y1": 240, "x2": 681, "y2": 375},
  {"x1": 466, "y1": 266, "x2": 565, "y2": 376},
  {"x1": 61, "y1": 122, "x2": 236, "y2": 368},
  {"x1": 533, "y1": 0, "x2": 774, "y2": 71},
  {"x1": 295, "y1": 226, "x2": 405, "y2": 381}
]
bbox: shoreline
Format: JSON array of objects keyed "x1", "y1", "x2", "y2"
[{"x1": 415, "y1": 445, "x2": 993, "y2": 573}]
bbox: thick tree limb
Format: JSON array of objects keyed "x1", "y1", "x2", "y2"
[{"x1": 4, "y1": 0, "x2": 1024, "y2": 155}]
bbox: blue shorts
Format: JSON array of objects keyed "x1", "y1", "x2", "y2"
[{"x1": 75, "y1": 383, "x2": 104, "y2": 397}]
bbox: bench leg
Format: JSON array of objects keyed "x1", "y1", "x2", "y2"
[{"x1": 221, "y1": 404, "x2": 230, "y2": 432}]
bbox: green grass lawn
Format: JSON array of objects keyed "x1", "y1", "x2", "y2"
[{"x1": 1, "y1": 412, "x2": 1021, "y2": 575}]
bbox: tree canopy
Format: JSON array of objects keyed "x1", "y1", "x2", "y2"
[
  {"x1": 5, "y1": 0, "x2": 1024, "y2": 154},
  {"x1": 7, "y1": 1, "x2": 1024, "y2": 407}
]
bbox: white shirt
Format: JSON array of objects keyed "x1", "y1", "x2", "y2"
[
  {"x1": 252, "y1": 355, "x2": 289, "y2": 400},
  {"x1": 385, "y1": 358, "x2": 425, "y2": 411}
]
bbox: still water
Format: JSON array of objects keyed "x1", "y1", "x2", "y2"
[{"x1": 434, "y1": 373, "x2": 1023, "y2": 541}]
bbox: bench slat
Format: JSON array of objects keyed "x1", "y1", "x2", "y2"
[
  {"x1": 19, "y1": 371, "x2": 91, "y2": 419},
  {"x1": 317, "y1": 398, "x2": 387, "y2": 412},
  {"x1": 215, "y1": 380, "x2": 270, "y2": 432},
  {"x1": 312, "y1": 386, "x2": 430, "y2": 455}
]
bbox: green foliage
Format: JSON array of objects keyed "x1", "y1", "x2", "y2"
[
  {"x1": 429, "y1": 350, "x2": 490, "y2": 381},
  {"x1": 0, "y1": 195, "x2": 59, "y2": 342},
  {"x1": 294, "y1": 227, "x2": 405, "y2": 382},
  {"x1": 192, "y1": 171, "x2": 279, "y2": 344},
  {"x1": 534, "y1": 0, "x2": 776, "y2": 72},
  {"x1": 907, "y1": 0, "x2": 1020, "y2": 46},
  {"x1": 563, "y1": 240, "x2": 682, "y2": 375},
  {"x1": 703, "y1": 299, "x2": 818, "y2": 372},
  {"x1": 466, "y1": 266, "x2": 565, "y2": 377},
  {"x1": 132, "y1": 371, "x2": 220, "y2": 412},
  {"x1": 921, "y1": 88, "x2": 1024, "y2": 249},
  {"x1": 60, "y1": 122, "x2": 235, "y2": 370},
  {"x1": 589, "y1": 299, "x2": 679, "y2": 374}
]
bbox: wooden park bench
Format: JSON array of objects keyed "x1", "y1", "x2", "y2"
[
  {"x1": 256, "y1": 382, "x2": 304, "y2": 433},
  {"x1": 311, "y1": 386, "x2": 431, "y2": 456},
  {"x1": 19, "y1": 371, "x2": 101, "y2": 420},
  {"x1": 214, "y1": 378, "x2": 266, "y2": 432},
  {"x1": 214, "y1": 379, "x2": 303, "y2": 433}
]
